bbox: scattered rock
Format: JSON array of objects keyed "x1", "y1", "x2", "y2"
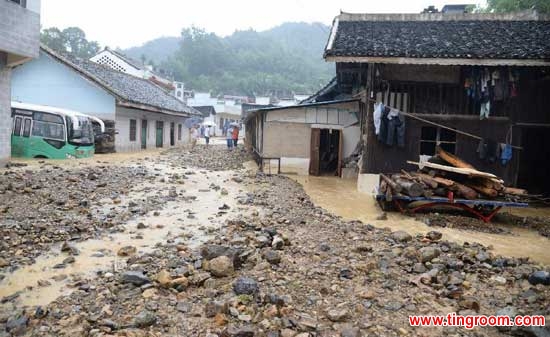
[
  {"x1": 391, "y1": 230, "x2": 412, "y2": 242},
  {"x1": 528, "y1": 271, "x2": 550, "y2": 286},
  {"x1": 233, "y1": 277, "x2": 259, "y2": 295},
  {"x1": 117, "y1": 246, "x2": 137, "y2": 257},
  {"x1": 326, "y1": 307, "x2": 349, "y2": 322},
  {"x1": 419, "y1": 246, "x2": 440, "y2": 263},
  {"x1": 121, "y1": 271, "x2": 151, "y2": 286},
  {"x1": 60, "y1": 242, "x2": 79, "y2": 255},
  {"x1": 209, "y1": 256, "x2": 235, "y2": 277},
  {"x1": 263, "y1": 250, "x2": 281, "y2": 265},
  {"x1": 132, "y1": 310, "x2": 157, "y2": 328}
]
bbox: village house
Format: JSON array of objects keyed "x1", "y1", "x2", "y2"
[
  {"x1": 188, "y1": 92, "x2": 242, "y2": 136},
  {"x1": 245, "y1": 10, "x2": 550, "y2": 196},
  {"x1": 0, "y1": 0, "x2": 41, "y2": 166},
  {"x1": 90, "y1": 47, "x2": 193, "y2": 102},
  {"x1": 244, "y1": 89, "x2": 361, "y2": 175},
  {"x1": 323, "y1": 10, "x2": 550, "y2": 195},
  {"x1": 11, "y1": 45, "x2": 199, "y2": 153}
]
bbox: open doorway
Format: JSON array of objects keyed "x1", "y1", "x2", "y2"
[
  {"x1": 309, "y1": 128, "x2": 342, "y2": 176},
  {"x1": 517, "y1": 127, "x2": 550, "y2": 195}
]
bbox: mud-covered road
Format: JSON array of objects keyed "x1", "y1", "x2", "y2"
[{"x1": 0, "y1": 145, "x2": 548, "y2": 337}]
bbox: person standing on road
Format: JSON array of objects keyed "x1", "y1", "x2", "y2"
[
  {"x1": 226, "y1": 127, "x2": 234, "y2": 150},
  {"x1": 204, "y1": 125, "x2": 211, "y2": 146},
  {"x1": 232, "y1": 125, "x2": 239, "y2": 148}
]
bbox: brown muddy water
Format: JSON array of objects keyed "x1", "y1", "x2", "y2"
[
  {"x1": 292, "y1": 175, "x2": 550, "y2": 266},
  {"x1": 0, "y1": 162, "x2": 252, "y2": 309}
]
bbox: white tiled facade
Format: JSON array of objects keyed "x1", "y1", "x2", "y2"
[{"x1": 114, "y1": 107, "x2": 189, "y2": 152}]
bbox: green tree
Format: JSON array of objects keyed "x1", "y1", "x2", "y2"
[
  {"x1": 485, "y1": 0, "x2": 550, "y2": 13},
  {"x1": 40, "y1": 27, "x2": 65, "y2": 51},
  {"x1": 163, "y1": 24, "x2": 333, "y2": 95},
  {"x1": 40, "y1": 26, "x2": 101, "y2": 58}
]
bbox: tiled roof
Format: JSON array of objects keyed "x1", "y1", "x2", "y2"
[
  {"x1": 42, "y1": 46, "x2": 199, "y2": 116},
  {"x1": 325, "y1": 13, "x2": 550, "y2": 62},
  {"x1": 192, "y1": 105, "x2": 216, "y2": 117}
]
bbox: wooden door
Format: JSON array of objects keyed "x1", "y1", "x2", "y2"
[
  {"x1": 156, "y1": 121, "x2": 164, "y2": 148},
  {"x1": 141, "y1": 120, "x2": 147, "y2": 149},
  {"x1": 170, "y1": 122, "x2": 175, "y2": 146},
  {"x1": 309, "y1": 128, "x2": 320, "y2": 176},
  {"x1": 337, "y1": 130, "x2": 343, "y2": 177}
]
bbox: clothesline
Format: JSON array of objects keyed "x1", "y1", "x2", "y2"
[{"x1": 366, "y1": 98, "x2": 523, "y2": 151}]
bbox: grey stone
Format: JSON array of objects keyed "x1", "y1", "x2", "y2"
[
  {"x1": 419, "y1": 246, "x2": 440, "y2": 263},
  {"x1": 233, "y1": 277, "x2": 259, "y2": 295},
  {"x1": 209, "y1": 255, "x2": 234, "y2": 277},
  {"x1": 528, "y1": 271, "x2": 550, "y2": 286},
  {"x1": 121, "y1": 271, "x2": 151, "y2": 286},
  {"x1": 205, "y1": 300, "x2": 227, "y2": 318},
  {"x1": 132, "y1": 310, "x2": 157, "y2": 328},
  {"x1": 391, "y1": 230, "x2": 412, "y2": 242},
  {"x1": 263, "y1": 250, "x2": 281, "y2": 265},
  {"x1": 326, "y1": 307, "x2": 349, "y2": 322}
]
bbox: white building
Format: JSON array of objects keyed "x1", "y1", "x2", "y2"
[
  {"x1": 90, "y1": 48, "x2": 192, "y2": 103},
  {"x1": 187, "y1": 92, "x2": 242, "y2": 136},
  {"x1": 12, "y1": 46, "x2": 200, "y2": 153}
]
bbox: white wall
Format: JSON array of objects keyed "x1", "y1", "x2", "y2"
[
  {"x1": 114, "y1": 107, "x2": 189, "y2": 152},
  {"x1": 90, "y1": 50, "x2": 144, "y2": 78}
]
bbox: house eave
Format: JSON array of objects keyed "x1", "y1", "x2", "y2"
[
  {"x1": 116, "y1": 101, "x2": 195, "y2": 117},
  {"x1": 324, "y1": 56, "x2": 550, "y2": 66}
]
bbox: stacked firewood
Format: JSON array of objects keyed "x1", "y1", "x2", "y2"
[{"x1": 379, "y1": 148, "x2": 528, "y2": 200}]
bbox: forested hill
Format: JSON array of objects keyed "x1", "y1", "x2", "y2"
[{"x1": 124, "y1": 22, "x2": 334, "y2": 95}]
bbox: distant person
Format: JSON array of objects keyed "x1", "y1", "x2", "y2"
[
  {"x1": 226, "y1": 127, "x2": 234, "y2": 150},
  {"x1": 204, "y1": 125, "x2": 211, "y2": 146},
  {"x1": 200, "y1": 125, "x2": 205, "y2": 137},
  {"x1": 232, "y1": 126, "x2": 239, "y2": 148}
]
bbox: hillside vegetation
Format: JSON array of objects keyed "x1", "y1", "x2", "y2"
[{"x1": 125, "y1": 23, "x2": 334, "y2": 95}]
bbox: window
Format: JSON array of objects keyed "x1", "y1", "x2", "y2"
[
  {"x1": 177, "y1": 83, "x2": 183, "y2": 89},
  {"x1": 32, "y1": 121, "x2": 65, "y2": 140},
  {"x1": 13, "y1": 117, "x2": 22, "y2": 136},
  {"x1": 129, "y1": 119, "x2": 137, "y2": 141},
  {"x1": 178, "y1": 124, "x2": 182, "y2": 141},
  {"x1": 177, "y1": 91, "x2": 182, "y2": 97},
  {"x1": 23, "y1": 119, "x2": 31, "y2": 137},
  {"x1": 9, "y1": 0, "x2": 27, "y2": 8},
  {"x1": 420, "y1": 126, "x2": 456, "y2": 156}
]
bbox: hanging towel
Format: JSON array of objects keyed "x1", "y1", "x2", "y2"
[
  {"x1": 373, "y1": 102, "x2": 384, "y2": 136},
  {"x1": 500, "y1": 143, "x2": 512, "y2": 165}
]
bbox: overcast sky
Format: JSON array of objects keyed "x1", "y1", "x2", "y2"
[{"x1": 41, "y1": 0, "x2": 486, "y2": 49}]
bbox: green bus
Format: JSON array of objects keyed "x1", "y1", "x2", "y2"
[{"x1": 11, "y1": 102, "x2": 104, "y2": 159}]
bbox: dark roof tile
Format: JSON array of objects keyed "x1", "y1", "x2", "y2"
[{"x1": 326, "y1": 20, "x2": 550, "y2": 60}]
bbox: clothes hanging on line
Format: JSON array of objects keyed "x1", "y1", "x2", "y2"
[
  {"x1": 477, "y1": 138, "x2": 499, "y2": 163},
  {"x1": 480, "y1": 100, "x2": 491, "y2": 120},
  {"x1": 500, "y1": 126, "x2": 513, "y2": 166},
  {"x1": 377, "y1": 104, "x2": 406, "y2": 148},
  {"x1": 373, "y1": 102, "x2": 384, "y2": 135}
]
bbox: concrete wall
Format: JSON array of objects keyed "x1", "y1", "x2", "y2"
[
  {"x1": 114, "y1": 107, "x2": 189, "y2": 152},
  {"x1": 0, "y1": 53, "x2": 11, "y2": 166},
  {"x1": 263, "y1": 122, "x2": 311, "y2": 158},
  {"x1": 343, "y1": 126, "x2": 360, "y2": 158},
  {"x1": 11, "y1": 51, "x2": 117, "y2": 120},
  {"x1": 265, "y1": 101, "x2": 359, "y2": 125},
  {"x1": 0, "y1": 0, "x2": 40, "y2": 65}
]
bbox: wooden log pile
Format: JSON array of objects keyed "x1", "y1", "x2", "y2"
[{"x1": 379, "y1": 148, "x2": 528, "y2": 200}]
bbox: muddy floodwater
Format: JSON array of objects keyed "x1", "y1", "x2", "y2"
[
  {"x1": 0, "y1": 160, "x2": 250, "y2": 309},
  {"x1": 292, "y1": 175, "x2": 550, "y2": 265}
]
